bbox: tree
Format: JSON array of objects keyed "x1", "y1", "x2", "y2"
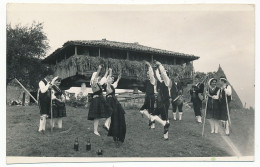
[{"x1": 7, "y1": 22, "x2": 50, "y2": 90}]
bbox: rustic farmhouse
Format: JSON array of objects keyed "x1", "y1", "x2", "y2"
[{"x1": 43, "y1": 39, "x2": 199, "y2": 92}]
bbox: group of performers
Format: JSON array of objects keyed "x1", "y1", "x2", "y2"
[{"x1": 37, "y1": 60, "x2": 232, "y2": 146}]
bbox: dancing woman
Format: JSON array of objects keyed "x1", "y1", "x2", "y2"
[
  {"x1": 88, "y1": 65, "x2": 112, "y2": 136},
  {"x1": 150, "y1": 61, "x2": 171, "y2": 140},
  {"x1": 139, "y1": 61, "x2": 156, "y2": 129},
  {"x1": 205, "y1": 78, "x2": 220, "y2": 134},
  {"x1": 105, "y1": 69, "x2": 126, "y2": 145},
  {"x1": 50, "y1": 77, "x2": 67, "y2": 129}
]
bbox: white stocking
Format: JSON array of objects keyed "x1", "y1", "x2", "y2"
[
  {"x1": 208, "y1": 119, "x2": 214, "y2": 133},
  {"x1": 150, "y1": 115, "x2": 166, "y2": 126},
  {"x1": 104, "y1": 117, "x2": 111, "y2": 129},
  {"x1": 94, "y1": 119, "x2": 100, "y2": 136},
  {"x1": 57, "y1": 118, "x2": 62, "y2": 128}
]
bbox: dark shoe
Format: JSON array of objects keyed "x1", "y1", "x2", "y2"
[
  {"x1": 103, "y1": 125, "x2": 109, "y2": 132},
  {"x1": 148, "y1": 120, "x2": 155, "y2": 126},
  {"x1": 164, "y1": 122, "x2": 170, "y2": 134}
]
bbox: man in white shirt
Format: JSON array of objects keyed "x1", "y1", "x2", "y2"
[
  {"x1": 219, "y1": 76, "x2": 232, "y2": 135},
  {"x1": 38, "y1": 73, "x2": 54, "y2": 133}
]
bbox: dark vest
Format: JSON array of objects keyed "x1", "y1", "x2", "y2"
[
  {"x1": 219, "y1": 85, "x2": 232, "y2": 103},
  {"x1": 39, "y1": 79, "x2": 51, "y2": 103},
  {"x1": 145, "y1": 80, "x2": 154, "y2": 95}
]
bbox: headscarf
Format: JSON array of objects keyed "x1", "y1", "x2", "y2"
[{"x1": 208, "y1": 78, "x2": 217, "y2": 89}]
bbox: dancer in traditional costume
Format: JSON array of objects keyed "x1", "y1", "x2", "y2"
[
  {"x1": 105, "y1": 69, "x2": 126, "y2": 145},
  {"x1": 205, "y1": 78, "x2": 220, "y2": 134},
  {"x1": 38, "y1": 73, "x2": 53, "y2": 133},
  {"x1": 190, "y1": 75, "x2": 204, "y2": 123},
  {"x1": 170, "y1": 77, "x2": 184, "y2": 121},
  {"x1": 88, "y1": 65, "x2": 112, "y2": 136},
  {"x1": 50, "y1": 77, "x2": 66, "y2": 129},
  {"x1": 150, "y1": 61, "x2": 171, "y2": 140},
  {"x1": 139, "y1": 61, "x2": 156, "y2": 129},
  {"x1": 218, "y1": 77, "x2": 232, "y2": 135}
]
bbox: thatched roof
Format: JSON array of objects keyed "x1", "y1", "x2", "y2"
[{"x1": 43, "y1": 39, "x2": 199, "y2": 63}]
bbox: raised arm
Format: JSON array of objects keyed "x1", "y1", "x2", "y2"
[
  {"x1": 155, "y1": 61, "x2": 171, "y2": 87},
  {"x1": 99, "y1": 68, "x2": 108, "y2": 86},
  {"x1": 112, "y1": 73, "x2": 121, "y2": 89},
  {"x1": 96, "y1": 65, "x2": 102, "y2": 78},
  {"x1": 144, "y1": 61, "x2": 155, "y2": 85}
]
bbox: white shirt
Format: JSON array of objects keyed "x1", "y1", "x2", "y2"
[{"x1": 39, "y1": 79, "x2": 50, "y2": 93}]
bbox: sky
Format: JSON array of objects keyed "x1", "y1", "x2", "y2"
[{"x1": 6, "y1": 4, "x2": 255, "y2": 108}]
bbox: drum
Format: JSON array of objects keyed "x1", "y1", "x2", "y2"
[{"x1": 174, "y1": 95, "x2": 184, "y2": 106}]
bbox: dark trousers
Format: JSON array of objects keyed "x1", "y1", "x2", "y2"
[
  {"x1": 140, "y1": 94, "x2": 155, "y2": 114},
  {"x1": 172, "y1": 102, "x2": 183, "y2": 113},
  {"x1": 154, "y1": 100, "x2": 170, "y2": 121},
  {"x1": 192, "y1": 100, "x2": 202, "y2": 116}
]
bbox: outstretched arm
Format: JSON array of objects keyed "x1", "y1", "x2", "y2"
[
  {"x1": 144, "y1": 61, "x2": 155, "y2": 85},
  {"x1": 112, "y1": 73, "x2": 121, "y2": 89},
  {"x1": 96, "y1": 65, "x2": 102, "y2": 78},
  {"x1": 99, "y1": 67, "x2": 108, "y2": 86},
  {"x1": 155, "y1": 61, "x2": 170, "y2": 87}
]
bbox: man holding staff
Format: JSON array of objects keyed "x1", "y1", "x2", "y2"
[
  {"x1": 219, "y1": 76, "x2": 232, "y2": 135},
  {"x1": 190, "y1": 75, "x2": 205, "y2": 123},
  {"x1": 38, "y1": 71, "x2": 54, "y2": 133}
]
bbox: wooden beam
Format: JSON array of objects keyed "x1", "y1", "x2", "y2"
[
  {"x1": 173, "y1": 57, "x2": 176, "y2": 65},
  {"x1": 98, "y1": 48, "x2": 101, "y2": 57},
  {"x1": 75, "y1": 46, "x2": 78, "y2": 55}
]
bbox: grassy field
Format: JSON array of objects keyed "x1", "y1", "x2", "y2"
[{"x1": 6, "y1": 104, "x2": 254, "y2": 157}]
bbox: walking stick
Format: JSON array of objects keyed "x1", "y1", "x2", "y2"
[
  {"x1": 14, "y1": 78, "x2": 38, "y2": 104},
  {"x1": 225, "y1": 91, "x2": 232, "y2": 131},
  {"x1": 50, "y1": 89, "x2": 53, "y2": 133},
  {"x1": 202, "y1": 95, "x2": 208, "y2": 137}
]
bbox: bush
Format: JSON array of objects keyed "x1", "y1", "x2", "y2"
[{"x1": 66, "y1": 95, "x2": 88, "y2": 108}]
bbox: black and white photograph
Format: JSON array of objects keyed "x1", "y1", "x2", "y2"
[{"x1": 2, "y1": 0, "x2": 257, "y2": 165}]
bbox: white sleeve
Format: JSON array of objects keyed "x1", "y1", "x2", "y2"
[
  {"x1": 99, "y1": 77, "x2": 107, "y2": 86},
  {"x1": 112, "y1": 82, "x2": 118, "y2": 89},
  {"x1": 155, "y1": 69, "x2": 162, "y2": 83},
  {"x1": 225, "y1": 85, "x2": 232, "y2": 96},
  {"x1": 147, "y1": 66, "x2": 155, "y2": 85},
  {"x1": 158, "y1": 64, "x2": 170, "y2": 87},
  {"x1": 51, "y1": 90, "x2": 56, "y2": 100},
  {"x1": 39, "y1": 81, "x2": 50, "y2": 93}
]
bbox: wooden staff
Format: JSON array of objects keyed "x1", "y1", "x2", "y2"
[
  {"x1": 225, "y1": 91, "x2": 232, "y2": 131},
  {"x1": 14, "y1": 78, "x2": 38, "y2": 104},
  {"x1": 202, "y1": 94, "x2": 208, "y2": 137},
  {"x1": 50, "y1": 89, "x2": 53, "y2": 133}
]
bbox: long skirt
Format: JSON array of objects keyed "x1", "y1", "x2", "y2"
[
  {"x1": 88, "y1": 95, "x2": 112, "y2": 120},
  {"x1": 206, "y1": 98, "x2": 220, "y2": 119},
  {"x1": 107, "y1": 96, "x2": 126, "y2": 142},
  {"x1": 52, "y1": 100, "x2": 66, "y2": 118}
]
